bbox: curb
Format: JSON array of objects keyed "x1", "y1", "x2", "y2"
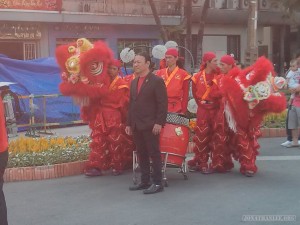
[
  {"x1": 4, "y1": 160, "x2": 87, "y2": 183},
  {"x1": 4, "y1": 128, "x2": 285, "y2": 183},
  {"x1": 260, "y1": 128, "x2": 286, "y2": 138}
]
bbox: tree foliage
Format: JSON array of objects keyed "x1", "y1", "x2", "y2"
[{"x1": 271, "y1": 0, "x2": 300, "y2": 16}]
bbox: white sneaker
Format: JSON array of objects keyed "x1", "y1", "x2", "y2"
[
  {"x1": 281, "y1": 141, "x2": 292, "y2": 147},
  {"x1": 285, "y1": 142, "x2": 300, "y2": 148}
]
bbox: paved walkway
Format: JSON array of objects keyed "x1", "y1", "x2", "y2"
[{"x1": 4, "y1": 126, "x2": 300, "y2": 225}]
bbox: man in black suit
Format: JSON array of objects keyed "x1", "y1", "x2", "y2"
[{"x1": 126, "y1": 52, "x2": 168, "y2": 194}]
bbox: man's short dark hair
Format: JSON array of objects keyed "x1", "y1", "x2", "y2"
[
  {"x1": 135, "y1": 51, "x2": 155, "y2": 70},
  {"x1": 135, "y1": 51, "x2": 151, "y2": 63}
]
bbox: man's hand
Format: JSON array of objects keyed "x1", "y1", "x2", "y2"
[
  {"x1": 125, "y1": 126, "x2": 132, "y2": 136},
  {"x1": 152, "y1": 124, "x2": 162, "y2": 135}
]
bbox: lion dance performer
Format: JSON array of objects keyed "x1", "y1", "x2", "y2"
[
  {"x1": 155, "y1": 48, "x2": 191, "y2": 114},
  {"x1": 55, "y1": 38, "x2": 133, "y2": 176},
  {"x1": 219, "y1": 56, "x2": 286, "y2": 176},
  {"x1": 188, "y1": 52, "x2": 231, "y2": 173}
]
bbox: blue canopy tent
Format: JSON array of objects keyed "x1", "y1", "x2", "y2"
[
  {"x1": 0, "y1": 54, "x2": 80, "y2": 129},
  {"x1": 0, "y1": 54, "x2": 133, "y2": 130}
]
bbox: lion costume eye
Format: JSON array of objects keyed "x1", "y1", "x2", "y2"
[
  {"x1": 65, "y1": 56, "x2": 80, "y2": 74},
  {"x1": 89, "y1": 61, "x2": 103, "y2": 76},
  {"x1": 68, "y1": 46, "x2": 76, "y2": 54}
]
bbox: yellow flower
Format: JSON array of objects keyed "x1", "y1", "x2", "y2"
[{"x1": 8, "y1": 136, "x2": 87, "y2": 154}]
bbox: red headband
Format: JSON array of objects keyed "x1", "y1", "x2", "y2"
[
  {"x1": 220, "y1": 55, "x2": 235, "y2": 66},
  {"x1": 111, "y1": 59, "x2": 122, "y2": 68},
  {"x1": 165, "y1": 48, "x2": 178, "y2": 57},
  {"x1": 202, "y1": 52, "x2": 216, "y2": 63}
]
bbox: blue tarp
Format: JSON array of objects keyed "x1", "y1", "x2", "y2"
[
  {"x1": 0, "y1": 54, "x2": 80, "y2": 127},
  {"x1": 0, "y1": 54, "x2": 133, "y2": 128}
]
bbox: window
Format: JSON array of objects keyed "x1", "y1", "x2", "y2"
[
  {"x1": 227, "y1": 35, "x2": 240, "y2": 62},
  {"x1": 0, "y1": 41, "x2": 37, "y2": 60},
  {"x1": 24, "y1": 42, "x2": 37, "y2": 60},
  {"x1": 117, "y1": 39, "x2": 153, "y2": 67}
]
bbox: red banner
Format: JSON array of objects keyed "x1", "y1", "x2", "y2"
[{"x1": 0, "y1": 0, "x2": 62, "y2": 11}]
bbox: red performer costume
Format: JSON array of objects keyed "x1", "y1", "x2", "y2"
[
  {"x1": 56, "y1": 39, "x2": 133, "y2": 176},
  {"x1": 219, "y1": 56, "x2": 286, "y2": 176},
  {"x1": 123, "y1": 73, "x2": 137, "y2": 87},
  {"x1": 156, "y1": 48, "x2": 191, "y2": 114},
  {"x1": 210, "y1": 55, "x2": 238, "y2": 173},
  {"x1": 86, "y1": 60, "x2": 133, "y2": 176},
  {"x1": 0, "y1": 97, "x2": 8, "y2": 225},
  {"x1": 188, "y1": 52, "x2": 228, "y2": 173}
]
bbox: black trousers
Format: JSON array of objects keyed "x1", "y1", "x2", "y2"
[
  {"x1": 133, "y1": 129, "x2": 162, "y2": 185},
  {"x1": 0, "y1": 150, "x2": 8, "y2": 225}
]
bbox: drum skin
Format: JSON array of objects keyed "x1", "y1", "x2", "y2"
[{"x1": 160, "y1": 123, "x2": 189, "y2": 166}]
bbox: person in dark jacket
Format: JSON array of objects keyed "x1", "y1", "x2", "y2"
[{"x1": 126, "y1": 52, "x2": 168, "y2": 194}]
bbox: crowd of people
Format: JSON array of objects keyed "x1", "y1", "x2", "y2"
[
  {"x1": 0, "y1": 41, "x2": 293, "y2": 225},
  {"x1": 58, "y1": 39, "x2": 270, "y2": 194},
  {"x1": 75, "y1": 45, "x2": 285, "y2": 192}
]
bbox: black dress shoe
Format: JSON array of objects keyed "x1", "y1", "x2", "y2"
[
  {"x1": 143, "y1": 184, "x2": 164, "y2": 194},
  {"x1": 129, "y1": 183, "x2": 151, "y2": 191}
]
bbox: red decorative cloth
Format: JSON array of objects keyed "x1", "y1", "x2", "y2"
[
  {"x1": 220, "y1": 55, "x2": 235, "y2": 66},
  {"x1": 202, "y1": 52, "x2": 216, "y2": 64},
  {"x1": 165, "y1": 48, "x2": 178, "y2": 57},
  {"x1": 111, "y1": 59, "x2": 122, "y2": 68}
]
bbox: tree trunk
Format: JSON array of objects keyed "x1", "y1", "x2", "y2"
[
  {"x1": 196, "y1": 0, "x2": 210, "y2": 70},
  {"x1": 185, "y1": 0, "x2": 192, "y2": 73},
  {"x1": 148, "y1": 0, "x2": 169, "y2": 43}
]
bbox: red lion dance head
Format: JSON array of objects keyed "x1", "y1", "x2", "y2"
[
  {"x1": 220, "y1": 56, "x2": 286, "y2": 131},
  {"x1": 55, "y1": 38, "x2": 114, "y2": 105}
]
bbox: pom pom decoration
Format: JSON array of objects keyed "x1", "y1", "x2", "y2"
[
  {"x1": 120, "y1": 47, "x2": 135, "y2": 63},
  {"x1": 187, "y1": 98, "x2": 198, "y2": 114},
  {"x1": 152, "y1": 45, "x2": 167, "y2": 59},
  {"x1": 165, "y1": 41, "x2": 178, "y2": 49}
]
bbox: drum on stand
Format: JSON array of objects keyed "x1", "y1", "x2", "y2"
[
  {"x1": 158, "y1": 112, "x2": 190, "y2": 185},
  {"x1": 132, "y1": 113, "x2": 190, "y2": 186},
  {"x1": 160, "y1": 112, "x2": 189, "y2": 166}
]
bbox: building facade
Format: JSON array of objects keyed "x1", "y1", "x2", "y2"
[
  {"x1": 0, "y1": 0, "x2": 299, "y2": 73},
  {"x1": 191, "y1": 0, "x2": 300, "y2": 73},
  {"x1": 0, "y1": 0, "x2": 182, "y2": 60}
]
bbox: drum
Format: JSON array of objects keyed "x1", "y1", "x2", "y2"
[{"x1": 159, "y1": 113, "x2": 190, "y2": 166}]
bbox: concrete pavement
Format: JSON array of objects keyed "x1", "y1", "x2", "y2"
[{"x1": 4, "y1": 127, "x2": 300, "y2": 225}]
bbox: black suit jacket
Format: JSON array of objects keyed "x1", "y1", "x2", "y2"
[{"x1": 127, "y1": 72, "x2": 168, "y2": 131}]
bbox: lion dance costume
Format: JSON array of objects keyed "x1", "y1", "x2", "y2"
[
  {"x1": 188, "y1": 52, "x2": 230, "y2": 173},
  {"x1": 55, "y1": 38, "x2": 133, "y2": 176},
  {"x1": 219, "y1": 56, "x2": 286, "y2": 176}
]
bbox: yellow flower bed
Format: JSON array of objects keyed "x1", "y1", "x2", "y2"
[
  {"x1": 262, "y1": 110, "x2": 287, "y2": 128},
  {"x1": 9, "y1": 136, "x2": 78, "y2": 153},
  {"x1": 8, "y1": 136, "x2": 91, "y2": 168}
]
